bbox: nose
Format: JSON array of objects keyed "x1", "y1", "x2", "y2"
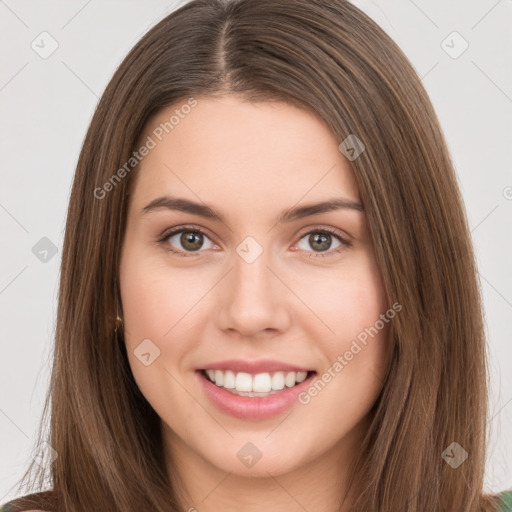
[{"x1": 216, "y1": 244, "x2": 291, "y2": 338}]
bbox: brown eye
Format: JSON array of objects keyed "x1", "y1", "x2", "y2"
[
  {"x1": 179, "y1": 231, "x2": 204, "y2": 251},
  {"x1": 307, "y1": 232, "x2": 332, "y2": 252},
  {"x1": 161, "y1": 227, "x2": 215, "y2": 256},
  {"x1": 296, "y1": 228, "x2": 351, "y2": 258},
  {"x1": 159, "y1": 226, "x2": 350, "y2": 259}
]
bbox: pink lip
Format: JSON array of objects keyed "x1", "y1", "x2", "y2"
[
  {"x1": 197, "y1": 358, "x2": 314, "y2": 374},
  {"x1": 195, "y1": 369, "x2": 316, "y2": 420}
]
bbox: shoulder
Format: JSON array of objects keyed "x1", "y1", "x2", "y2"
[
  {"x1": 497, "y1": 489, "x2": 512, "y2": 511},
  {"x1": 0, "y1": 509, "x2": 46, "y2": 512},
  {"x1": 0, "y1": 510, "x2": 46, "y2": 512},
  {"x1": 0, "y1": 490, "x2": 54, "y2": 512},
  {"x1": 0, "y1": 503, "x2": 49, "y2": 512}
]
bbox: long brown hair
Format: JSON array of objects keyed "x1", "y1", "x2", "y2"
[{"x1": 3, "y1": 0, "x2": 504, "y2": 510}]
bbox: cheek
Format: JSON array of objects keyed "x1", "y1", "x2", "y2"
[
  {"x1": 301, "y1": 251, "x2": 388, "y2": 344},
  {"x1": 119, "y1": 246, "x2": 212, "y2": 402},
  {"x1": 119, "y1": 248, "x2": 202, "y2": 343},
  {"x1": 296, "y1": 253, "x2": 391, "y2": 425},
  {"x1": 119, "y1": 251, "x2": 198, "y2": 420},
  {"x1": 297, "y1": 313, "x2": 391, "y2": 449}
]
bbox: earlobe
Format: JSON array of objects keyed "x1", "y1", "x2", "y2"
[
  {"x1": 115, "y1": 312, "x2": 123, "y2": 333},
  {"x1": 114, "y1": 294, "x2": 124, "y2": 335}
]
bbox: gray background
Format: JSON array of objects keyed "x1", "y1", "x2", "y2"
[{"x1": 1, "y1": 0, "x2": 511, "y2": 502}]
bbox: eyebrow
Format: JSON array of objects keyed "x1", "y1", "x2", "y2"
[{"x1": 141, "y1": 195, "x2": 364, "y2": 224}]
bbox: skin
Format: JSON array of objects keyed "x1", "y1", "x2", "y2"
[{"x1": 119, "y1": 95, "x2": 393, "y2": 512}]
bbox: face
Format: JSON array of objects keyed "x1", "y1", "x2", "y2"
[{"x1": 119, "y1": 95, "x2": 392, "y2": 482}]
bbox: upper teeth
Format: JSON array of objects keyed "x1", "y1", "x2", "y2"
[{"x1": 205, "y1": 369, "x2": 308, "y2": 393}]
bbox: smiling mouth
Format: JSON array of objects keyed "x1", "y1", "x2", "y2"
[{"x1": 199, "y1": 369, "x2": 317, "y2": 397}]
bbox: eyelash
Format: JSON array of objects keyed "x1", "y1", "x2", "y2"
[{"x1": 157, "y1": 225, "x2": 352, "y2": 259}]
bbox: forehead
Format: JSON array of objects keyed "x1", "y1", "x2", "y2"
[{"x1": 131, "y1": 95, "x2": 361, "y2": 214}]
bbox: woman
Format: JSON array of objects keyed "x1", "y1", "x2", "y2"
[{"x1": 2, "y1": 0, "x2": 511, "y2": 510}]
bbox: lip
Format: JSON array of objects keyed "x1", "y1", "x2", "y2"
[
  {"x1": 197, "y1": 358, "x2": 314, "y2": 374},
  {"x1": 196, "y1": 369, "x2": 316, "y2": 420}
]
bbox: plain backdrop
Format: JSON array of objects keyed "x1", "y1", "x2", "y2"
[{"x1": 1, "y1": 0, "x2": 511, "y2": 503}]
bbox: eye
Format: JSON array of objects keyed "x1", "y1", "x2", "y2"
[
  {"x1": 158, "y1": 225, "x2": 351, "y2": 258},
  {"x1": 159, "y1": 225, "x2": 216, "y2": 257},
  {"x1": 295, "y1": 227, "x2": 351, "y2": 258}
]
